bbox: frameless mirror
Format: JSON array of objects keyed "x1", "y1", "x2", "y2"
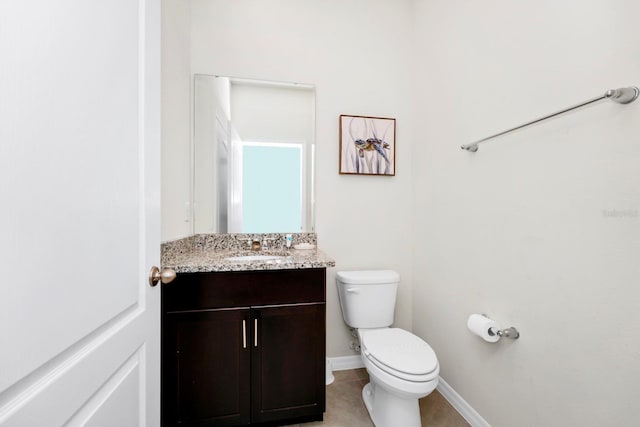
[{"x1": 193, "y1": 75, "x2": 315, "y2": 234}]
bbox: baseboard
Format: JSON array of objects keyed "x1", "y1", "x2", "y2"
[
  {"x1": 327, "y1": 355, "x2": 364, "y2": 371},
  {"x1": 437, "y1": 377, "x2": 491, "y2": 427}
]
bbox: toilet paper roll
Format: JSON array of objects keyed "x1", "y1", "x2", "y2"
[{"x1": 467, "y1": 314, "x2": 500, "y2": 343}]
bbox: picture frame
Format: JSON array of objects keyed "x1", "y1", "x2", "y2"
[{"x1": 339, "y1": 114, "x2": 396, "y2": 176}]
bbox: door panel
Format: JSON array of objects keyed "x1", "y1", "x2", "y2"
[
  {"x1": 0, "y1": 0, "x2": 160, "y2": 425},
  {"x1": 69, "y1": 347, "x2": 142, "y2": 427},
  {"x1": 1, "y1": 319, "x2": 145, "y2": 426}
]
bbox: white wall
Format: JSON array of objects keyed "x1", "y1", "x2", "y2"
[
  {"x1": 161, "y1": 0, "x2": 192, "y2": 240},
  {"x1": 412, "y1": 1, "x2": 640, "y2": 426},
  {"x1": 190, "y1": 0, "x2": 416, "y2": 357}
]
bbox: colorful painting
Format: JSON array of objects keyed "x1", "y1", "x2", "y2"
[{"x1": 339, "y1": 115, "x2": 396, "y2": 176}]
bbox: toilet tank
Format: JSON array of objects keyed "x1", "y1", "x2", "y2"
[{"x1": 336, "y1": 270, "x2": 400, "y2": 328}]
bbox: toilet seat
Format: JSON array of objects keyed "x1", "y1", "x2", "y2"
[{"x1": 360, "y1": 328, "x2": 439, "y2": 382}]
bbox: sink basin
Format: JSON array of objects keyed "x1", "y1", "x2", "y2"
[{"x1": 225, "y1": 255, "x2": 286, "y2": 262}]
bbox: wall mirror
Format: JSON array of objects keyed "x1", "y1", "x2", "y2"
[{"x1": 193, "y1": 74, "x2": 315, "y2": 234}]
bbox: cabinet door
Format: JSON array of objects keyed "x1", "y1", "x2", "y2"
[
  {"x1": 163, "y1": 309, "x2": 251, "y2": 426},
  {"x1": 251, "y1": 303, "x2": 326, "y2": 423}
]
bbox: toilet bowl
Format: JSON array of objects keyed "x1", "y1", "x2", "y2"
[
  {"x1": 360, "y1": 328, "x2": 439, "y2": 397},
  {"x1": 359, "y1": 328, "x2": 439, "y2": 427},
  {"x1": 336, "y1": 270, "x2": 440, "y2": 427}
]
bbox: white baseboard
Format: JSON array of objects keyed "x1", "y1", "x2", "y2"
[
  {"x1": 327, "y1": 355, "x2": 364, "y2": 371},
  {"x1": 437, "y1": 377, "x2": 491, "y2": 427}
]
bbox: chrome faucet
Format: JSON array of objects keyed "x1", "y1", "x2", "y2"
[
  {"x1": 238, "y1": 235, "x2": 277, "y2": 251},
  {"x1": 250, "y1": 239, "x2": 261, "y2": 251}
]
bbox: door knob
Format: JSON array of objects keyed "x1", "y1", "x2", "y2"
[{"x1": 149, "y1": 266, "x2": 177, "y2": 287}]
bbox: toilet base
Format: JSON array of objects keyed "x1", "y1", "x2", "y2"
[{"x1": 362, "y1": 382, "x2": 422, "y2": 427}]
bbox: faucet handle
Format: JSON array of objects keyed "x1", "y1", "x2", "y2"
[
  {"x1": 236, "y1": 237, "x2": 255, "y2": 249},
  {"x1": 261, "y1": 236, "x2": 277, "y2": 250}
]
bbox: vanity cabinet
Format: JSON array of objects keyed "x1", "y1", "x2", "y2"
[{"x1": 162, "y1": 268, "x2": 326, "y2": 427}]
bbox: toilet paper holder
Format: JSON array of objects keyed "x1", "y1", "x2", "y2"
[
  {"x1": 488, "y1": 326, "x2": 520, "y2": 340},
  {"x1": 468, "y1": 313, "x2": 520, "y2": 342}
]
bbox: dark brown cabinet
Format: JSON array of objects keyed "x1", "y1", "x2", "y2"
[
  {"x1": 164, "y1": 309, "x2": 251, "y2": 426},
  {"x1": 162, "y1": 268, "x2": 326, "y2": 427}
]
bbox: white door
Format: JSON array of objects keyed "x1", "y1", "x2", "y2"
[{"x1": 0, "y1": 1, "x2": 161, "y2": 426}]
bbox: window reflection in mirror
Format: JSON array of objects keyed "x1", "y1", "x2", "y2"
[
  {"x1": 242, "y1": 142, "x2": 303, "y2": 233},
  {"x1": 194, "y1": 75, "x2": 315, "y2": 234}
]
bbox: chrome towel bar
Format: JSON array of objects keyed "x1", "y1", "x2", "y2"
[{"x1": 461, "y1": 86, "x2": 639, "y2": 152}]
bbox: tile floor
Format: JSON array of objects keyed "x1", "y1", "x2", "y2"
[{"x1": 286, "y1": 369, "x2": 469, "y2": 427}]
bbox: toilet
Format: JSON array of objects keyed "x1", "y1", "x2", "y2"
[{"x1": 336, "y1": 270, "x2": 439, "y2": 427}]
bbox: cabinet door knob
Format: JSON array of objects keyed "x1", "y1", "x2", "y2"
[
  {"x1": 149, "y1": 266, "x2": 177, "y2": 287},
  {"x1": 242, "y1": 320, "x2": 247, "y2": 349},
  {"x1": 254, "y1": 319, "x2": 258, "y2": 347}
]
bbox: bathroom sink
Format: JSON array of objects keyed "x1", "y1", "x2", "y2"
[{"x1": 225, "y1": 255, "x2": 286, "y2": 262}]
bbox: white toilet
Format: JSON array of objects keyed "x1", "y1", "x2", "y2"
[{"x1": 336, "y1": 270, "x2": 439, "y2": 427}]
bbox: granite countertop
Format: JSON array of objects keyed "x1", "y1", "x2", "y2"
[{"x1": 163, "y1": 247, "x2": 336, "y2": 273}]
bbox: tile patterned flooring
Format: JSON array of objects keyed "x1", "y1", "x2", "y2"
[{"x1": 286, "y1": 369, "x2": 470, "y2": 427}]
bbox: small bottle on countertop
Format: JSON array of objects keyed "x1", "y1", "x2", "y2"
[{"x1": 285, "y1": 234, "x2": 293, "y2": 248}]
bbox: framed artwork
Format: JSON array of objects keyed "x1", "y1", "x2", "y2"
[{"x1": 339, "y1": 114, "x2": 396, "y2": 176}]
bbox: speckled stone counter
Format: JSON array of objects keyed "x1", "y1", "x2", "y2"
[{"x1": 162, "y1": 233, "x2": 335, "y2": 273}]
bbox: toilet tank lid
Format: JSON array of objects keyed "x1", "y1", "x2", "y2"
[{"x1": 336, "y1": 270, "x2": 400, "y2": 285}]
